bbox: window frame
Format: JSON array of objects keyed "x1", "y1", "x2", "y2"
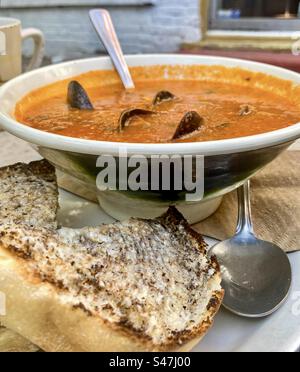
[
  {"x1": 195, "y1": 0, "x2": 300, "y2": 51},
  {"x1": 209, "y1": 0, "x2": 300, "y2": 32}
]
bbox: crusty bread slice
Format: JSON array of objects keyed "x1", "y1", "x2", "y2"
[
  {"x1": 0, "y1": 160, "x2": 58, "y2": 229},
  {"x1": 0, "y1": 159, "x2": 58, "y2": 352},
  {"x1": 0, "y1": 208, "x2": 223, "y2": 352}
]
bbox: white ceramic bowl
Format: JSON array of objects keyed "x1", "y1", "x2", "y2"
[{"x1": 0, "y1": 55, "x2": 299, "y2": 222}]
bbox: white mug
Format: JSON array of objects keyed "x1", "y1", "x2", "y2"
[{"x1": 0, "y1": 17, "x2": 45, "y2": 82}]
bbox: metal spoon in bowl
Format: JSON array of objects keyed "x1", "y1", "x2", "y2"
[
  {"x1": 210, "y1": 181, "x2": 292, "y2": 318},
  {"x1": 89, "y1": 9, "x2": 135, "y2": 89}
]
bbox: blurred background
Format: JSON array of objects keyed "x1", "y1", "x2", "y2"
[{"x1": 1, "y1": 0, "x2": 300, "y2": 71}]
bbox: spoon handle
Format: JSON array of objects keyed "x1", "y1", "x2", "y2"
[
  {"x1": 89, "y1": 9, "x2": 135, "y2": 89},
  {"x1": 236, "y1": 181, "x2": 255, "y2": 236}
]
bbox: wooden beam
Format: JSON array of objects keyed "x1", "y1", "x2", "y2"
[{"x1": 0, "y1": 0, "x2": 157, "y2": 8}]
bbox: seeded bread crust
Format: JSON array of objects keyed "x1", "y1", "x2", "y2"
[
  {"x1": 0, "y1": 160, "x2": 58, "y2": 229},
  {"x1": 0, "y1": 208, "x2": 223, "y2": 352}
]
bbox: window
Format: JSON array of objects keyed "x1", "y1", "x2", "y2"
[
  {"x1": 198, "y1": 0, "x2": 300, "y2": 51},
  {"x1": 209, "y1": 0, "x2": 300, "y2": 31}
]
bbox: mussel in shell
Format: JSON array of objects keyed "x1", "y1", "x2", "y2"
[
  {"x1": 119, "y1": 108, "x2": 155, "y2": 131},
  {"x1": 67, "y1": 81, "x2": 94, "y2": 110},
  {"x1": 172, "y1": 111, "x2": 204, "y2": 140},
  {"x1": 153, "y1": 90, "x2": 176, "y2": 106},
  {"x1": 239, "y1": 104, "x2": 254, "y2": 116}
]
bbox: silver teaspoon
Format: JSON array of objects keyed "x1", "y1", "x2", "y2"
[
  {"x1": 89, "y1": 9, "x2": 135, "y2": 89},
  {"x1": 210, "y1": 180, "x2": 292, "y2": 318}
]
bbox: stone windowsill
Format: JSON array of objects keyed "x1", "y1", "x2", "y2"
[{"x1": 180, "y1": 48, "x2": 300, "y2": 74}]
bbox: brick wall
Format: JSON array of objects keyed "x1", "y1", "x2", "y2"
[{"x1": 0, "y1": 0, "x2": 201, "y2": 62}]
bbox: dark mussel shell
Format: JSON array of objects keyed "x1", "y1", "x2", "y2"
[
  {"x1": 172, "y1": 111, "x2": 204, "y2": 140},
  {"x1": 119, "y1": 108, "x2": 155, "y2": 131},
  {"x1": 153, "y1": 91, "x2": 176, "y2": 105},
  {"x1": 67, "y1": 81, "x2": 94, "y2": 110}
]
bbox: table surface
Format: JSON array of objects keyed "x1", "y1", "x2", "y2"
[{"x1": 0, "y1": 131, "x2": 299, "y2": 352}]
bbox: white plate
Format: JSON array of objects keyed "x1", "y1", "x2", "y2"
[{"x1": 58, "y1": 189, "x2": 300, "y2": 353}]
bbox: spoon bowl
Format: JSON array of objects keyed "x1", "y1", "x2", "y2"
[
  {"x1": 210, "y1": 181, "x2": 292, "y2": 318},
  {"x1": 212, "y1": 236, "x2": 292, "y2": 317}
]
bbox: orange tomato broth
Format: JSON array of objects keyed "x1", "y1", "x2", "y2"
[{"x1": 15, "y1": 65, "x2": 300, "y2": 143}]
